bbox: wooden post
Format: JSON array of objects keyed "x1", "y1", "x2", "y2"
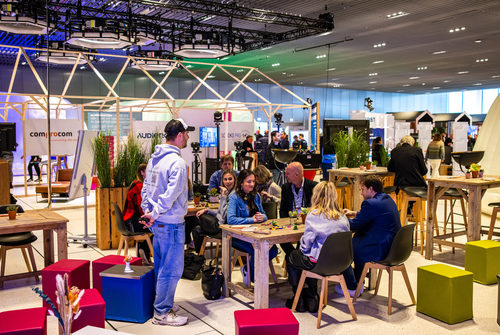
[
  {"x1": 254, "y1": 240, "x2": 270, "y2": 309},
  {"x1": 425, "y1": 180, "x2": 435, "y2": 260}
]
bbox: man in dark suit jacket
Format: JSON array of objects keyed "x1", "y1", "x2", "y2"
[
  {"x1": 388, "y1": 135, "x2": 427, "y2": 190},
  {"x1": 342, "y1": 176, "x2": 401, "y2": 294}
]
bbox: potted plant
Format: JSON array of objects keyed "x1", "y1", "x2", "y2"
[
  {"x1": 300, "y1": 207, "x2": 310, "y2": 224},
  {"x1": 288, "y1": 210, "x2": 297, "y2": 225},
  {"x1": 193, "y1": 192, "x2": 202, "y2": 205},
  {"x1": 470, "y1": 163, "x2": 481, "y2": 178},
  {"x1": 6, "y1": 205, "x2": 17, "y2": 220},
  {"x1": 465, "y1": 170, "x2": 471, "y2": 179},
  {"x1": 364, "y1": 160, "x2": 372, "y2": 170},
  {"x1": 208, "y1": 188, "x2": 220, "y2": 203}
]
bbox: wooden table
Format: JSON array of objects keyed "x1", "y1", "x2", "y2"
[
  {"x1": 425, "y1": 175, "x2": 500, "y2": 260},
  {"x1": 221, "y1": 218, "x2": 304, "y2": 309},
  {"x1": 186, "y1": 202, "x2": 219, "y2": 216},
  {"x1": 0, "y1": 210, "x2": 68, "y2": 285},
  {"x1": 329, "y1": 167, "x2": 394, "y2": 211}
]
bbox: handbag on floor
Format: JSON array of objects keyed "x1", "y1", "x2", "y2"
[
  {"x1": 182, "y1": 253, "x2": 205, "y2": 280},
  {"x1": 201, "y1": 261, "x2": 224, "y2": 300}
]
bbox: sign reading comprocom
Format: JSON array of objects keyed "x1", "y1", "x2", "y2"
[{"x1": 24, "y1": 119, "x2": 81, "y2": 156}]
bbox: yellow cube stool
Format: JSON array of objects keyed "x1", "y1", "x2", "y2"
[{"x1": 465, "y1": 240, "x2": 500, "y2": 285}]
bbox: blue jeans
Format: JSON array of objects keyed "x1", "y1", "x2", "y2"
[
  {"x1": 232, "y1": 238, "x2": 279, "y2": 282},
  {"x1": 150, "y1": 222, "x2": 185, "y2": 316}
]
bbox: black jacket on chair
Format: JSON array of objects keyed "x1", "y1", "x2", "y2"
[
  {"x1": 388, "y1": 143, "x2": 427, "y2": 189},
  {"x1": 280, "y1": 178, "x2": 318, "y2": 218}
]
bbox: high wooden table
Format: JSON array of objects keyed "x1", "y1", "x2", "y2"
[
  {"x1": 0, "y1": 210, "x2": 68, "y2": 285},
  {"x1": 221, "y1": 218, "x2": 304, "y2": 309},
  {"x1": 186, "y1": 202, "x2": 219, "y2": 217},
  {"x1": 329, "y1": 167, "x2": 394, "y2": 211},
  {"x1": 425, "y1": 175, "x2": 500, "y2": 260}
]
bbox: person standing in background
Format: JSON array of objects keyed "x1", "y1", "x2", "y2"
[{"x1": 425, "y1": 133, "x2": 444, "y2": 178}]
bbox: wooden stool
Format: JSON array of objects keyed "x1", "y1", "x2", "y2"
[
  {"x1": 487, "y1": 202, "x2": 500, "y2": 240},
  {"x1": 232, "y1": 249, "x2": 278, "y2": 287},
  {"x1": 199, "y1": 235, "x2": 222, "y2": 265},
  {"x1": 0, "y1": 232, "x2": 39, "y2": 288},
  {"x1": 440, "y1": 189, "x2": 468, "y2": 252},
  {"x1": 400, "y1": 187, "x2": 433, "y2": 254},
  {"x1": 336, "y1": 180, "x2": 352, "y2": 210}
]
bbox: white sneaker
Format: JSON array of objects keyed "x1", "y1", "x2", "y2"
[
  {"x1": 152, "y1": 310, "x2": 188, "y2": 326},
  {"x1": 171, "y1": 304, "x2": 180, "y2": 313},
  {"x1": 334, "y1": 284, "x2": 363, "y2": 298}
]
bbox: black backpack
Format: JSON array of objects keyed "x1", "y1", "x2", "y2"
[{"x1": 182, "y1": 253, "x2": 205, "y2": 280}]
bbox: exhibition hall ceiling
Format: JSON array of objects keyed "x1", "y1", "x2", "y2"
[{"x1": 0, "y1": 0, "x2": 499, "y2": 94}]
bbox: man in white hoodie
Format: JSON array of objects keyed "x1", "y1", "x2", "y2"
[{"x1": 141, "y1": 118, "x2": 194, "y2": 326}]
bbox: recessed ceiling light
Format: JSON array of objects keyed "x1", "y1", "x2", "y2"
[
  {"x1": 457, "y1": 71, "x2": 469, "y2": 74},
  {"x1": 21, "y1": 61, "x2": 26, "y2": 65},
  {"x1": 396, "y1": 90, "x2": 404, "y2": 92},
  {"x1": 373, "y1": 43, "x2": 386, "y2": 48},
  {"x1": 417, "y1": 66, "x2": 428, "y2": 70},
  {"x1": 80, "y1": 66, "x2": 86, "y2": 70},
  {"x1": 369, "y1": 73, "x2": 378, "y2": 76},
  {"x1": 443, "y1": 80, "x2": 451, "y2": 83},
  {"x1": 207, "y1": 75, "x2": 216, "y2": 79},
  {"x1": 432, "y1": 50, "x2": 447, "y2": 55},
  {"x1": 297, "y1": 81, "x2": 303, "y2": 84},
  {"x1": 432, "y1": 87, "x2": 441, "y2": 90},
  {"x1": 473, "y1": 83, "x2": 483, "y2": 86},
  {"x1": 261, "y1": 46, "x2": 272, "y2": 50},
  {"x1": 403, "y1": 84, "x2": 411, "y2": 87},
  {"x1": 159, "y1": 71, "x2": 165, "y2": 75},
  {"x1": 255, "y1": 78, "x2": 262, "y2": 82},
  {"x1": 372, "y1": 60, "x2": 384, "y2": 64},
  {"x1": 287, "y1": 73, "x2": 295, "y2": 77},
  {"x1": 491, "y1": 75, "x2": 500, "y2": 78},
  {"x1": 409, "y1": 76, "x2": 419, "y2": 80},
  {"x1": 272, "y1": 63, "x2": 280, "y2": 67},
  {"x1": 369, "y1": 81, "x2": 377, "y2": 84},
  {"x1": 449, "y1": 26, "x2": 466, "y2": 33},
  {"x1": 282, "y1": 72, "x2": 287, "y2": 75},
  {"x1": 236, "y1": 69, "x2": 244, "y2": 72},
  {"x1": 422, "y1": 83, "x2": 426, "y2": 85},
  {"x1": 475, "y1": 58, "x2": 488, "y2": 62},
  {"x1": 318, "y1": 31, "x2": 333, "y2": 37},
  {"x1": 185, "y1": 65, "x2": 193, "y2": 68},
  {"x1": 316, "y1": 54, "x2": 327, "y2": 59},
  {"x1": 386, "y1": 11, "x2": 409, "y2": 19},
  {"x1": 326, "y1": 67, "x2": 336, "y2": 71},
  {"x1": 474, "y1": 39, "x2": 482, "y2": 43}
]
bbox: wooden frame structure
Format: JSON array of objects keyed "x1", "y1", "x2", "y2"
[{"x1": 0, "y1": 45, "x2": 311, "y2": 202}]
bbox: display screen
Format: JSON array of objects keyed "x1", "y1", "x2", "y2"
[{"x1": 200, "y1": 127, "x2": 217, "y2": 147}]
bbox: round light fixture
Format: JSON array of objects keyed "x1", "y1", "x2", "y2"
[{"x1": 0, "y1": 16, "x2": 48, "y2": 34}]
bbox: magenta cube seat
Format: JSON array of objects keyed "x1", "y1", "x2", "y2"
[
  {"x1": 234, "y1": 308, "x2": 299, "y2": 335},
  {"x1": 71, "y1": 288, "x2": 106, "y2": 333},
  {"x1": 42, "y1": 259, "x2": 90, "y2": 307},
  {"x1": 0, "y1": 307, "x2": 48, "y2": 335},
  {"x1": 92, "y1": 255, "x2": 142, "y2": 295}
]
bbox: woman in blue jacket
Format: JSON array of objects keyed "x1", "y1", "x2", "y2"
[{"x1": 227, "y1": 169, "x2": 279, "y2": 283}]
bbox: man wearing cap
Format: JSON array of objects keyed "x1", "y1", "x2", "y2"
[{"x1": 141, "y1": 118, "x2": 194, "y2": 327}]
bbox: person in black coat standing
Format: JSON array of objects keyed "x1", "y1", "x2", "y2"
[{"x1": 388, "y1": 135, "x2": 427, "y2": 190}]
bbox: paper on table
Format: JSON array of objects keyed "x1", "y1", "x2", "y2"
[{"x1": 242, "y1": 227, "x2": 257, "y2": 232}]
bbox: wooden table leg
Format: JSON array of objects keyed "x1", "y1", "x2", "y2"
[
  {"x1": 56, "y1": 224, "x2": 68, "y2": 261},
  {"x1": 254, "y1": 240, "x2": 270, "y2": 309},
  {"x1": 222, "y1": 231, "x2": 231, "y2": 297},
  {"x1": 425, "y1": 181, "x2": 435, "y2": 260},
  {"x1": 353, "y1": 177, "x2": 362, "y2": 212},
  {"x1": 467, "y1": 187, "x2": 482, "y2": 241},
  {"x1": 43, "y1": 229, "x2": 55, "y2": 266}
]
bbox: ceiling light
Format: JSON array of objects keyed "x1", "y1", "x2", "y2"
[
  {"x1": 386, "y1": 11, "x2": 409, "y2": 19},
  {"x1": 402, "y1": 84, "x2": 411, "y2": 87},
  {"x1": 331, "y1": 83, "x2": 342, "y2": 88},
  {"x1": 207, "y1": 75, "x2": 216, "y2": 79},
  {"x1": 174, "y1": 31, "x2": 241, "y2": 58},
  {"x1": 316, "y1": 54, "x2": 327, "y2": 59},
  {"x1": 457, "y1": 71, "x2": 469, "y2": 74},
  {"x1": 0, "y1": 15, "x2": 48, "y2": 35},
  {"x1": 449, "y1": 26, "x2": 466, "y2": 33},
  {"x1": 326, "y1": 68, "x2": 336, "y2": 71},
  {"x1": 255, "y1": 78, "x2": 262, "y2": 82},
  {"x1": 417, "y1": 66, "x2": 428, "y2": 70},
  {"x1": 261, "y1": 46, "x2": 272, "y2": 51},
  {"x1": 409, "y1": 76, "x2": 419, "y2": 80},
  {"x1": 396, "y1": 90, "x2": 404, "y2": 92},
  {"x1": 473, "y1": 83, "x2": 483, "y2": 86},
  {"x1": 272, "y1": 63, "x2": 280, "y2": 67},
  {"x1": 421, "y1": 83, "x2": 426, "y2": 86},
  {"x1": 80, "y1": 66, "x2": 86, "y2": 70},
  {"x1": 474, "y1": 39, "x2": 482, "y2": 43},
  {"x1": 443, "y1": 80, "x2": 451, "y2": 83},
  {"x1": 21, "y1": 61, "x2": 26, "y2": 65},
  {"x1": 67, "y1": 31, "x2": 155, "y2": 49},
  {"x1": 297, "y1": 81, "x2": 303, "y2": 85},
  {"x1": 491, "y1": 75, "x2": 500, "y2": 78},
  {"x1": 369, "y1": 73, "x2": 378, "y2": 76},
  {"x1": 475, "y1": 58, "x2": 488, "y2": 62},
  {"x1": 372, "y1": 60, "x2": 384, "y2": 64},
  {"x1": 373, "y1": 43, "x2": 386, "y2": 48},
  {"x1": 432, "y1": 87, "x2": 441, "y2": 90},
  {"x1": 432, "y1": 50, "x2": 446, "y2": 55},
  {"x1": 236, "y1": 69, "x2": 244, "y2": 72},
  {"x1": 36, "y1": 52, "x2": 89, "y2": 65},
  {"x1": 369, "y1": 81, "x2": 377, "y2": 84},
  {"x1": 175, "y1": 46, "x2": 234, "y2": 58},
  {"x1": 287, "y1": 73, "x2": 295, "y2": 77},
  {"x1": 159, "y1": 71, "x2": 165, "y2": 75},
  {"x1": 131, "y1": 59, "x2": 175, "y2": 71},
  {"x1": 185, "y1": 65, "x2": 193, "y2": 68},
  {"x1": 318, "y1": 31, "x2": 333, "y2": 37}
]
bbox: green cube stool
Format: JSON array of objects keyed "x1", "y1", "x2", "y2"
[
  {"x1": 465, "y1": 240, "x2": 500, "y2": 285},
  {"x1": 417, "y1": 264, "x2": 473, "y2": 324}
]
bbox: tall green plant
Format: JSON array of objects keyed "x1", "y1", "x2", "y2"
[
  {"x1": 379, "y1": 146, "x2": 389, "y2": 167},
  {"x1": 93, "y1": 133, "x2": 112, "y2": 188},
  {"x1": 114, "y1": 135, "x2": 147, "y2": 187},
  {"x1": 332, "y1": 130, "x2": 349, "y2": 168},
  {"x1": 346, "y1": 130, "x2": 369, "y2": 168},
  {"x1": 150, "y1": 129, "x2": 163, "y2": 158}
]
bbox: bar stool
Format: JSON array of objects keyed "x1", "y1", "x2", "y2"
[
  {"x1": 232, "y1": 248, "x2": 278, "y2": 287},
  {"x1": 440, "y1": 188, "x2": 468, "y2": 252},
  {"x1": 488, "y1": 202, "x2": 500, "y2": 240},
  {"x1": 336, "y1": 179, "x2": 352, "y2": 209},
  {"x1": 0, "y1": 232, "x2": 39, "y2": 288}
]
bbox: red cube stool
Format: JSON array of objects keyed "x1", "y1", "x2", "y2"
[
  {"x1": 0, "y1": 307, "x2": 48, "y2": 335},
  {"x1": 234, "y1": 308, "x2": 299, "y2": 335},
  {"x1": 71, "y1": 288, "x2": 106, "y2": 333},
  {"x1": 92, "y1": 255, "x2": 142, "y2": 295},
  {"x1": 42, "y1": 259, "x2": 90, "y2": 307}
]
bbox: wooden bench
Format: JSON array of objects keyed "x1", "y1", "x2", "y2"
[{"x1": 35, "y1": 168, "x2": 73, "y2": 198}]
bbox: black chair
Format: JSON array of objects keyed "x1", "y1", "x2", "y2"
[
  {"x1": 262, "y1": 201, "x2": 278, "y2": 220},
  {"x1": 0, "y1": 205, "x2": 39, "y2": 288},
  {"x1": 291, "y1": 231, "x2": 357, "y2": 328},
  {"x1": 353, "y1": 224, "x2": 416, "y2": 315},
  {"x1": 112, "y1": 203, "x2": 153, "y2": 259}
]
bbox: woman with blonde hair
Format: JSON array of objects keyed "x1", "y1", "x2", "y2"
[
  {"x1": 285, "y1": 181, "x2": 350, "y2": 313},
  {"x1": 253, "y1": 165, "x2": 281, "y2": 203}
]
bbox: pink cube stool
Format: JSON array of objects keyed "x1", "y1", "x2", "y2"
[
  {"x1": 234, "y1": 308, "x2": 299, "y2": 335},
  {"x1": 92, "y1": 255, "x2": 142, "y2": 295},
  {"x1": 71, "y1": 288, "x2": 106, "y2": 333},
  {"x1": 42, "y1": 259, "x2": 90, "y2": 307},
  {"x1": 0, "y1": 307, "x2": 48, "y2": 335}
]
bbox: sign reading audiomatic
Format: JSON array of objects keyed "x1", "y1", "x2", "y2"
[
  {"x1": 24, "y1": 119, "x2": 81, "y2": 156},
  {"x1": 133, "y1": 121, "x2": 168, "y2": 153}
]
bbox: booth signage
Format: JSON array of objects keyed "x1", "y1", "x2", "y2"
[{"x1": 24, "y1": 119, "x2": 81, "y2": 156}]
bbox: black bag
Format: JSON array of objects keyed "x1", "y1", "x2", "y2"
[
  {"x1": 199, "y1": 213, "x2": 221, "y2": 236},
  {"x1": 201, "y1": 261, "x2": 224, "y2": 300},
  {"x1": 182, "y1": 253, "x2": 205, "y2": 280}
]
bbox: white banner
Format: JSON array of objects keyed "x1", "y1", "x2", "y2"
[{"x1": 24, "y1": 119, "x2": 81, "y2": 156}]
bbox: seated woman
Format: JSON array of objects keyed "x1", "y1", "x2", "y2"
[
  {"x1": 122, "y1": 163, "x2": 152, "y2": 264},
  {"x1": 192, "y1": 169, "x2": 237, "y2": 252},
  {"x1": 285, "y1": 181, "x2": 350, "y2": 313},
  {"x1": 227, "y1": 169, "x2": 279, "y2": 283},
  {"x1": 253, "y1": 165, "x2": 281, "y2": 204}
]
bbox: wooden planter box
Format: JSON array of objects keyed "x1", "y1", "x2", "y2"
[{"x1": 96, "y1": 187, "x2": 128, "y2": 250}]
